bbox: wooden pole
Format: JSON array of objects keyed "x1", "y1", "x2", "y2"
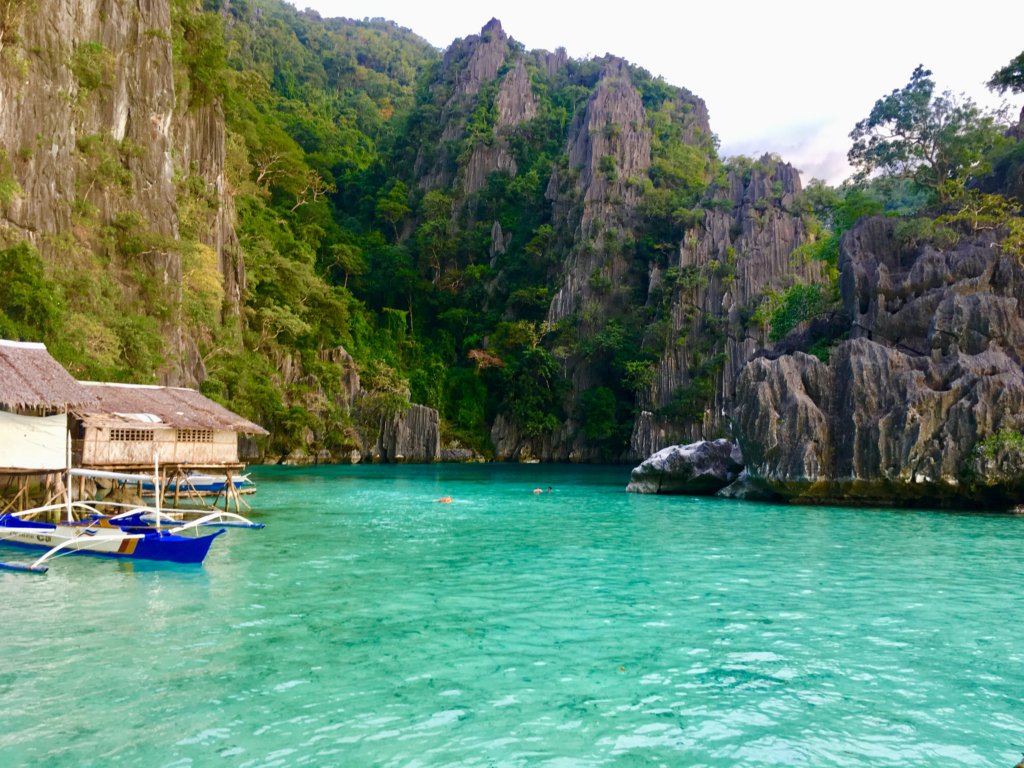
[
  {"x1": 211, "y1": 480, "x2": 226, "y2": 512},
  {"x1": 1, "y1": 485, "x2": 24, "y2": 515}
]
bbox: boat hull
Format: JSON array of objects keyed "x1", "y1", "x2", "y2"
[
  {"x1": 0, "y1": 515, "x2": 223, "y2": 564},
  {"x1": 141, "y1": 474, "x2": 255, "y2": 496}
]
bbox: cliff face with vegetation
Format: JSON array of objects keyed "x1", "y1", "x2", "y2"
[
  {"x1": 2, "y1": 1, "x2": 1023, "y2": 496},
  {"x1": 0, "y1": 0, "x2": 442, "y2": 461},
  {"x1": 734, "y1": 216, "x2": 1024, "y2": 507},
  {"x1": 1, "y1": 0, "x2": 190, "y2": 379}
]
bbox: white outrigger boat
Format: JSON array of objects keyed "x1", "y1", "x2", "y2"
[
  {"x1": 0, "y1": 464, "x2": 262, "y2": 574},
  {"x1": 140, "y1": 472, "x2": 255, "y2": 496}
]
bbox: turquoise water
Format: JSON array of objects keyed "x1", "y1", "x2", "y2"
[{"x1": 1, "y1": 464, "x2": 1022, "y2": 767}]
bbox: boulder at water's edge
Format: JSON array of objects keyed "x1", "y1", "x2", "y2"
[{"x1": 626, "y1": 439, "x2": 744, "y2": 495}]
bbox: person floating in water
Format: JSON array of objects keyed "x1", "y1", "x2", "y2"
[
  {"x1": 437, "y1": 496, "x2": 452, "y2": 503},
  {"x1": 533, "y1": 488, "x2": 542, "y2": 494}
]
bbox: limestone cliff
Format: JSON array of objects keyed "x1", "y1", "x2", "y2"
[
  {"x1": 630, "y1": 159, "x2": 823, "y2": 459},
  {"x1": 733, "y1": 217, "x2": 1024, "y2": 507},
  {"x1": 415, "y1": 18, "x2": 512, "y2": 189},
  {"x1": 0, "y1": 0, "x2": 240, "y2": 386},
  {"x1": 462, "y1": 59, "x2": 537, "y2": 195},
  {"x1": 545, "y1": 58, "x2": 652, "y2": 325},
  {"x1": 273, "y1": 345, "x2": 442, "y2": 465}
]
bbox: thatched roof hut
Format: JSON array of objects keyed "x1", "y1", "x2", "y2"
[
  {"x1": 72, "y1": 382, "x2": 267, "y2": 469},
  {"x1": 0, "y1": 340, "x2": 96, "y2": 412},
  {"x1": 77, "y1": 382, "x2": 267, "y2": 435}
]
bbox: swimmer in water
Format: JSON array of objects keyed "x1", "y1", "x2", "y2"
[{"x1": 437, "y1": 496, "x2": 452, "y2": 503}]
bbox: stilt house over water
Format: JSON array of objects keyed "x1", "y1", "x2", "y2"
[
  {"x1": 71, "y1": 382, "x2": 268, "y2": 470},
  {"x1": 0, "y1": 340, "x2": 98, "y2": 508}
]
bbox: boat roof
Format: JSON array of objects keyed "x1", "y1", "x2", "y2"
[
  {"x1": 74, "y1": 382, "x2": 269, "y2": 435},
  {"x1": 0, "y1": 339, "x2": 98, "y2": 411}
]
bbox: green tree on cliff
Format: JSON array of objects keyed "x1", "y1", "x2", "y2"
[
  {"x1": 988, "y1": 50, "x2": 1024, "y2": 95},
  {"x1": 848, "y1": 65, "x2": 1002, "y2": 202}
]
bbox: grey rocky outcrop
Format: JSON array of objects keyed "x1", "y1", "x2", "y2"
[
  {"x1": 626, "y1": 439, "x2": 744, "y2": 494},
  {"x1": 547, "y1": 58, "x2": 652, "y2": 325},
  {"x1": 442, "y1": 18, "x2": 509, "y2": 101},
  {"x1": 733, "y1": 217, "x2": 1024, "y2": 507},
  {"x1": 274, "y1": 345, "x2": 443, "y2": 465},
  {"x1": 716, "y1": 470, "x2": 779, "y2": 502},
  {"x1": 0, "y1": 0, "x2": 243, "y2": 388},
  {"x1": 416, "y1": 19, "x2": 511, "y2": 189},
  {"x1": 630, "y1": 157, "x2": 825, "y2": 457},
  {"x1": 462, "y1": 59, "x2": 537, "y2": 194},
  {"x1": 369, "y1": 403, "x2": 441, "y2": 463}
]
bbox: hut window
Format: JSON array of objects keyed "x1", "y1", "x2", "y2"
[
  {"x1": 110, "y1": 428, "x2": 153, "y2": 442},
  {"x1": 176, "y1": 429, "x2": 213, "y2": 443}
]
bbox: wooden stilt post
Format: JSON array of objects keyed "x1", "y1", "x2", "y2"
[
  {"x1": 211, "y1": 480, "x2": 226, "y2": 512},
  {"x1": 173, "y1": 467, "x2": 181, "y2": 509}
]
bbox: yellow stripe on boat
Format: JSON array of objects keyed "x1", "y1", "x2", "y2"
[{"x1": 118, "y1": 538, "x2": 138, "y2": 555}]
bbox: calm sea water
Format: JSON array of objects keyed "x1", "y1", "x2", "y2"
[{"x1": 1, "y1": 464, "x2": 1022, "y2": 767}]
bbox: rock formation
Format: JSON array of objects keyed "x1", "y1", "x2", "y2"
[
  {"x1": 275, "y1": 345, "x2": 443, "y2": 464},
  {"x1": 415, "y1": 19, "x2": 512, "y2": 189},
  {"x1": 367, "y1": 403, "x2": 441, "y2": 463},
  {"x1": 0, "y1": 0, "x2": 242, "y2": 387},
  {"x1": 733, "y1": 217, "x2": 1024, "y2": 507},
  {"x1": 546, "y1": 58, "x2": 652, "y2": 325},
  {"x1": 630, "y1": 158, "x2": 824, "y2": 459},
  {"x1": 462, "y1": 58, "x2": 538, "y2": 195},
  {"x1": 626, "y1": 439, "x2": 743, "y2": 494}
]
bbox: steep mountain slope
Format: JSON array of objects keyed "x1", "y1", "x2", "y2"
[
  {"x1": 0, "y1": 0, "x2": 439, "y2": 459},
  {"x1": 385, "y1": 20, "x2": 825, "y2": 461},
  {"x1": 0, "y1": 4, "x2": 868, "y2": 464}
]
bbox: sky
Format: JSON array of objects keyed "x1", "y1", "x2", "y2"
[{"x1": 291, "y1": 0, "x2": 1024, "y2": 185}]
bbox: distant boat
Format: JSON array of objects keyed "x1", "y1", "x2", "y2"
[{"x1": 141, "y1": 472, "x2": 255, "y2": 496}]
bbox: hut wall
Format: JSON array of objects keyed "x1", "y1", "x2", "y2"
[{"x1": 78, "y1": 427, "x2": 239, "y2": 466}]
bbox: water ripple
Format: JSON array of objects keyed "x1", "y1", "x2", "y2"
[{"x1": 1, "y1": 464, "x2": 1021, "y2": 766}]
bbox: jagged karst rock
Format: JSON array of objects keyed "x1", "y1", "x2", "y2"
[
  {"x1": 545, "y1": 58, "x2": 652, "y2": 325},
  {"x1": 626, "y1": 439, "x2": 743, "y2": 494},
  {"x1": 443, "y1": 18, "x2": 509, "y2": 100},
  {"x1": 733, "y1": 217, "x2": 1024, "y2": 508},
  {"x1": 440, "y1": 448, "x2": 484, "y2": 462},
  {"x1": 416, "y1": 19, "x2": 511, "y2": 188},
  {"x1": 630, "y1": 157, "x2": 824, "y2": 457},
  {"x1": 176, "y1": 102, "x2": 246, "y2": 319},
  {"x1": 320, "y1": 346, "x2": 363, "y2": 408},
  {"x1": 462, "y1": 58, "x2": 538, "y2": 194},
  {"x1": 733, "y1": 352, "x2": 832, "y2": 492},
  {"x1": 373, "y1": 403, "x2": 441, "y2": 463},
  {"x1": 533, "y1": 47, "x2": 568, "y2": 78}
]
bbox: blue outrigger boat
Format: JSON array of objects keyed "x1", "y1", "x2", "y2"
[{"x1": 0, "y1": 466, "x2": 262, "y2": 574}]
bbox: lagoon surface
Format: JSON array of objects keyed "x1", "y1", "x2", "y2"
[{"x1": 1, "y1": 463, "x2": 1022, "y2": 767}]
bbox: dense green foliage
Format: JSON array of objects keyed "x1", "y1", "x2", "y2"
[{"x1": 0, "y1": 242, "x2": 62, "y2": 340}]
